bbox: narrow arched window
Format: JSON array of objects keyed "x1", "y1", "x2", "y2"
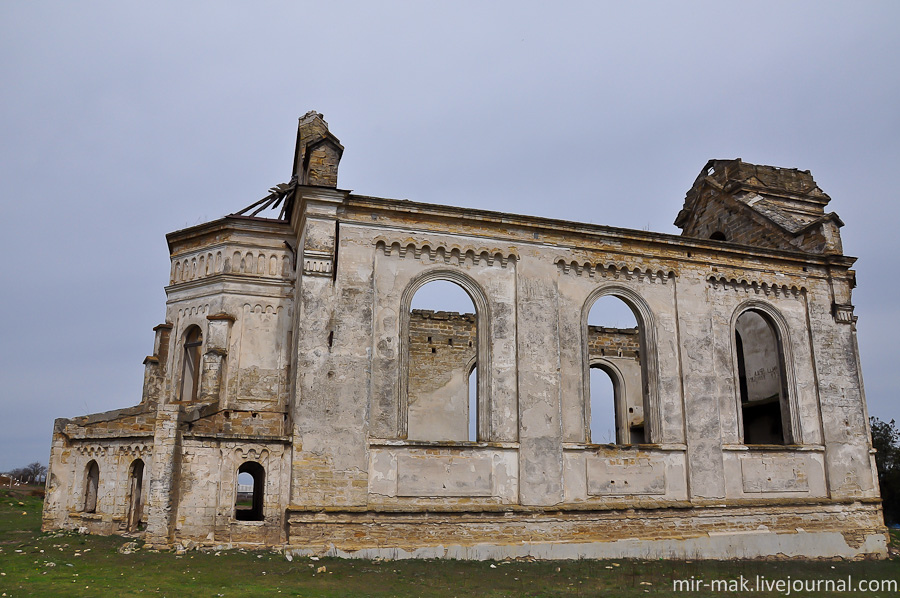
[
  {"x1": 83, "y1": 460, "x2": 99, "y2": 513},
  {"x1": 235, "y1": 462, "x2": 265, "y2": 521},
  {"x1": 467, "y1": 362, "x2": 478, "y2": 442},
  {"x1": 406, "y1": 280, "x2": 479, "y2": 441},
  {"x1": 589, "y1": 364, "x2": 619, "y2": 444},
  {"x1": 586, "y1": 295, "x2": 645, "y2": 444},
  {"x1": 734, "y1": 309, "x2": 789, "y2": 444},
  {"x1": 179, "y1": 326, "x2": 203, "y2": 402},
  {"x1": 126, "y1": 460, "x2": 144, "y2": 531}
]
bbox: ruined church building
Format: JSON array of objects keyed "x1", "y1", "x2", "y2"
[{"x1": 43, "y1": 112, "x2": 886, "y2": 559}]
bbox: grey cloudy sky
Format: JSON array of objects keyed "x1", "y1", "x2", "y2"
[{"x1": 1, "y1": 2, "x2": 898, "y2": 471}]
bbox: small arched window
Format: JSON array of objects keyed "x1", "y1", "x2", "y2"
[
  {"x1": 83, "y1": 460, "x2": 99, "y2": 513},
  {"x1": 710, "y1": 231, "x2": 727, "y2": 241},
  {"x1": 235, "y1": 462, "x2": 265, "y2": 521},
  {"x1": 589, "y1": 363, "x2": 621, "y2": 444},
  {"x1": 734, "y1": 309, "x2": 790, "y2": 444},
  {"x1": 179, "y1": 326, "x2": 203, "y2": 402}
]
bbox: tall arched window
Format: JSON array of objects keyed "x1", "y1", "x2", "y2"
[
  {"x1": 405, "y1": 279, "x2": 480, "y2": 442},
  {"x1": 179, "y1": 326, "x2": 203, "y2": 402},
  {"x1": 734, "y1": 308, "x2": 791, "y2": 444},
  {"x1": 467, "y1": 361, "x2": 478, "y2": 442},
  {"x1": 589, "y1": 363, "x2": 620, "y2": 443},
  {"x1": 126, "y1": 459, "x2": 144, "y2": 531},
  {"x1": 83, "y1": 460, "x2": 99, "y2": 513},
  {"x1": 584, "y1": 292, "x2": 650, "y2": 444},
  {"x1": 235, "y1": 462, "x2": 265, "y2": 521}
]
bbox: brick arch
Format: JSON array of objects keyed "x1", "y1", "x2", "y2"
[{"x1": 398, "y1": 268, "x2": 492, "y2": 440}]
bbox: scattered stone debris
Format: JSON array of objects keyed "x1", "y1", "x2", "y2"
[{"x1": 118, "y1": 541, "x2": 141, "y2": 555}]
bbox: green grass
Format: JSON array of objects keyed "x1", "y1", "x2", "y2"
[{"x1": 1, "y1": 489, "x2": 899, "y2": 597}]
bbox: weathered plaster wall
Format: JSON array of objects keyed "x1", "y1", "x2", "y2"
[
  {"x1": 174, "y1": 440, "x2": 290, "y2": 545},
  {"x1": 43, "y1": 439, "x2": 152, "y2": 535},
  {"x1": 42, "y1": 117, "x2": 883, "y2": 559}
]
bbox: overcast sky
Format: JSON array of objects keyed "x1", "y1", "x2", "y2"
[{"x1": 1, "y1": 2, "x2": 898, "y2": 471}]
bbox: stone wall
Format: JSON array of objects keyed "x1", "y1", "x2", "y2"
[{"x1": 42, "y1": 115, "x2": 885, "y2": 559}]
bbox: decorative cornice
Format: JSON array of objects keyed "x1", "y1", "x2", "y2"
[
  {"x1": 556, "y1": 259, "x2": 675, "y2": 283},
  {"x1": 375, "y1": 238, "x2": 516, "y2": 268},
  {"x1": 302, "y1": 250, "x2": 333, "y2": 277},
  {"x1": 207, "y1": 312, "x2": 236, "y2": 322},
  {"x1": 707, "y1": 275, "x2": 806, "y2": 298},
  {"x1": 832, "y1": 302, "x2": 855, "y2": 324}
]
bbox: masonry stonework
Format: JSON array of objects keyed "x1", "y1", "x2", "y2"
[{"x1": 43, "y1": 112, "x2": 886, "y2": 559}]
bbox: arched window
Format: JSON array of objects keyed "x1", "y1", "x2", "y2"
[
  {"x1": 235, "y1": 462, "x2": 265, "y2": 521},
  {"x1": 710, "y1": 231, "x2": 727, "y2": 241},
  {"x1": 585, "y1": 295, "x2": 645, "y2": 444},
  {"x1": 405, "y1": 279, "x2": 480, "y2": 441},
  {"x1": 589, "y1": 363, "x2": 620, "y2": 444},
  {"x1": 83, "y1": 460, "x2": 99, "y2": 513},
  {"x1": 126, "y1": 460, "x2": 144, "y2": 531},
  {"x1": 734, "y1": 308, "x2": 791, "y2": 444},
  {"x1": 179, "y1": 326, "x2": 203, "y2": 402},
  {"x1": 467, "y1": 361, "x2": 478, "y2": 442}
]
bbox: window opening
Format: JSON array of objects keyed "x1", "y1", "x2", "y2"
[
  {"x1": 179, "y1": 326, "x2": 203, "y2": 402},
  {"x1": 589, "y1": 366, "x2": 617, "y2": 443},
  {"x1": 735, "y1": 309, "x2": 788, "y2": 444},
  {"x1": 235, "y1": 462, "x2": 264, "y2": 521},
  {"x1": 586, "y1": 295, "x2": 644, "y2": 444},
  {"x1": 126, "y1": 460, "x2": 144, "y2": 531},
  {"x1": 710, "y1": 231, "x2": 727, "y2": 241},
  {"x1": 83, "y1": 460, "x2": 99, "y2": 513},
  {"x1": 468, "y1": 364, "x2": 478, "y2": 441},
  {"x1": 407, "y1": 279, "x2": 479, "y2": 441}
]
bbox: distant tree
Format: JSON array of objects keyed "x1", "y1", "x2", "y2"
[
  {"x1": 871, "y1": 417, "x2": 900, "y2": 525},
  {"x1": 22, "y1": 462, "x2": 47, "y2": 483},
  {"x1": 4, "y1": 462, "x2": 47, "y2": 484}
]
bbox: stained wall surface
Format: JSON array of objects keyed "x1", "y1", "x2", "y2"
[{"x1": 43, "y1": 116, "x2": 886, "y2": 559}]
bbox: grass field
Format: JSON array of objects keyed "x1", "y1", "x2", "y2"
[{"x1": 1, "y1": 488, "x2": 898, "y2": 597}]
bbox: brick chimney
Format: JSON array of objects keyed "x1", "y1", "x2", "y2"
[{"x1": 292, "y1": 111, "x2": 344, "y2": 187}]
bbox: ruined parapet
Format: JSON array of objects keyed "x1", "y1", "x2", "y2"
[
  {"x1": 587, "y1": 326, "x2": 639, "y2": 359},
  {"x1": 141, "y1": 323, "x2": 172, "y2": 405},
  {"x1": 675, "y1": 158, "x2": 844, "y2": 254}
]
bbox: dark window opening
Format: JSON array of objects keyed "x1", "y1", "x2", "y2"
[
  {"x1": 126, "y1": 460, "x2": 144, "y2": 531},
  {"x1": 179, "y1": 326, "x2": 203, "y2": 402},
  {"x1": 235, "y1": 462, "x2": 265, "y2": 521},
  {"x1": 710, "y1": 231, "x2": 727, "y2": 241},
  {"x1": 83, "y1": 460, "x2": 99, "y2": 513},
  {"x1": 735, "y1": 310, "x2": 788, "y2": 444}
]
